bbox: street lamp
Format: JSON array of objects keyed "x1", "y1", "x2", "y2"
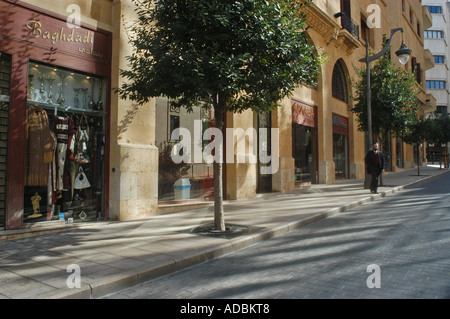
[{"x1": 359, "y1": 28, "x2": 412, "y2": 188}]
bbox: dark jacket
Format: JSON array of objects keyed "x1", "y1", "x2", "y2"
[{"x1": 365, "y1": 150, "x2": 384, "y2": 173}]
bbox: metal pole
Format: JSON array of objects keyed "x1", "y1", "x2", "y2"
[
  {"x1": 364, "y1": 38, "x2": 372, "y2": 189},
  {"x1": 366, "y1": 38, "x2": 373, "y2": 149}
]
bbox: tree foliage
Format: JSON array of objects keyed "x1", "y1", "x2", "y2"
[
  {"x1": 427, "y1": 115, "x2": 450, "y2": 147},
  {"x1": 351, "y1": 54, "x2": 420, "y2": 143},
  {"x1": 117, "y1": 0, "x2": 322, "y2": 230},
  {"x1": 118, "y1": 0, "x2": 322, "y2": 112},
  {"x1": 402, "y1": 117, "x2": 434, "y2": 175},
  {"x1": 403, "y1": 115, "x2": 450, "y2": 170}
]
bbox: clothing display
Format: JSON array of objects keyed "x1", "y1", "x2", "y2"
[
  {"x1": 25, "y1": 105, "x2": 56, "y2": 187},
  {"x1": 50, "y1": 115, "x2": 75, "y2": 191},
  {"x1": 24, "y1": 62, "x2": 106, "y2": 224}
]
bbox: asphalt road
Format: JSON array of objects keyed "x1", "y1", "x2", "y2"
[{"x1": 102, "y1": 173, "x2": 450, "y2": 299}]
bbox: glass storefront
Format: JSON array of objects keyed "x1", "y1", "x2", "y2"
[
  {"x1": 0, "y1": 52, "x2": 11, "y2": 229},
  {"x1": 293, "y1": 124, "x2": 318, "y2": 184},
  {"x1": 156, "y1": 98, "x2": 214, "y2": 202},
  {"x1": 332, "y1": 113, "x2": 349, "y2": 180},
  {"x1": 24, "y1": 62, "x2": 106, "y2": 223},
  {"x1": 292, "y1": 99, "x2": 318, "y2": 185},
  {"x1": 333, "y1": 133, "x2": 348, "y2": 179}
]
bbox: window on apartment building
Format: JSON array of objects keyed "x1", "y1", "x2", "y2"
[
  {"x1": 434, "y1": 56, "x2": 445, "y2": 64},
  {"x1": 361, "y1": 17, "x2": 369, "y2": 43},
  {"x1": 428, "y1": 6, "x2": 443, "y2": 14},
  {"x1": 424, "y1": 30, "x2": 444, "y2": 39},
  {"x1": 434, "y1": 55, "x2": 445, "y2": 64},
  {"x1": 411, "y1": 57, "x2": 422, "y2": 84},
  {"x1": 411, "y1": 58, "x2": 422, "y2": 83},
  {"x1": 436, "y1": 106, "x2": 447, "y2": 114},
  {"x1": 360, "y1": 15, "x2": 375, "y2": 47},
  {"x1": 332, "y1": 60, "x2": 348, "y2": 103},
  {"x1": 426, "y1": 80, "x2": 446, "y2": 90}
]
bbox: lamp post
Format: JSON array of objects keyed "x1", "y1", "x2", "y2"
[{"x1": 359, "y1": 28, "x2": 412, "y2": 188}]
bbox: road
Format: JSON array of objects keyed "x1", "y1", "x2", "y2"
[{"x1": 102, "y1": 173, "x2": 450, "y2": 299}]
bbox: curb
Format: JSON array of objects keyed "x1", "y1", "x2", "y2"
[{"x1": 52, "y1": 170, "x2": 449, "y2": 299}]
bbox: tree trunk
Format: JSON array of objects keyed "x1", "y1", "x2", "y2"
[{"x1": 213, "y1": 96, "x2": 225, "y2": 231}]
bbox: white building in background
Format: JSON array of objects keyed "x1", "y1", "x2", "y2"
[
  {"x1": 423, "y1": 0, "x2": 450, "y2": 165},
  {"x1": 423, "y1": 0, "x2": 450, "y2": 116}
]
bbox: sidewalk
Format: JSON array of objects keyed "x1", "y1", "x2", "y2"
[{"x1": 0, "y1": 166, "x2": 448, "y2": 299}]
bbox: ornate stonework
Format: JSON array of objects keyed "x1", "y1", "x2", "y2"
[{"x1": 304, "y1": 3, "x2": 362, "y2": 55}]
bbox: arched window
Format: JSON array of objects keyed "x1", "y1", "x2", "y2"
[{"x1": 332, "y1": 60, "x2": 348, "y2": 103}]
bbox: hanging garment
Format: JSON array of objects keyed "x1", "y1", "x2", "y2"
[
  {"x1": 51, "y1": 115, "x2": 75, "y2": 191},
  {"x1": 25, "y1": 105, "x2": 56, "y2": 186},
  {"x1": 74, "y1": 115, "x2": 90, "y2": 164}
]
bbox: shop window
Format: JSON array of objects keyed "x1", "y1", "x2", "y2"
[
  {"x1": 156, "y1": 98, "x2": 215, "y2": 202},
  {"x1": 169, "y1": 115, "x2": 180, "y2": 141},
  {"x1": 24, "y1": 62, "x2": 106, "y2": 224},
  {"x1": 332, "y1": 60, "x2": 349, "y2": 103}
]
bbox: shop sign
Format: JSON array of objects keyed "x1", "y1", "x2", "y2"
[
  {"x1": 24, "y1": 21, "x2": 103, "y2": 58},
  {"x1": 292, "y1": 99, "x2": 317, "y2": 128},
  {"x1": 332, "y1": 113, "x2": 349, "y2": 135},
  {"x1": 0, "y1": 1, "x2": 109, "y2": 62}
]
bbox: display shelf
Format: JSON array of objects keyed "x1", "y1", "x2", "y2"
[
  {"x1": 28, "y1": 62, "x2": 106, "y2": 116},
  {"x1": 26, "y1": 100, "x2": 106, "y2": 117}
]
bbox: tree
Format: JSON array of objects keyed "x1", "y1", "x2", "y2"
[
  {"x1": 427, "y1": 115, "x2": 450, "y2": 169},
  {"x1": 402, "y1": 117, "x2": 433, "y2": 175},
  {"x1": 351, "y1": 54, "x2": 420, "y2": 149},
  {"x1": 117, "y1": 0, "x2": 322, "y2": 231}
]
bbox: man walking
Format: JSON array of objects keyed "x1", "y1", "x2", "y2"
[{"x1": 365, "y1": 143, "x2": 384, "y2": 194}]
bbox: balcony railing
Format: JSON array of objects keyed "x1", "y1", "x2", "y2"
[{"x1": 338, "y1": 12, "x2": 360, "y2": 41}]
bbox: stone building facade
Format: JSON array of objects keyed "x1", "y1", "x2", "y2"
[{"x1": 0, "y1": 0, "x2": 435, "y2": 230}]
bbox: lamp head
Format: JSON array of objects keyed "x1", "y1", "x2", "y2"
[{"x1": 396, "y1": 42, "x2": 412, "y2": 65}]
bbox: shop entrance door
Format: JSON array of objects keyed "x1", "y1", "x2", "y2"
[
  {"x1": 0, "y1": 53, "x2": 11, "y2": 229},
  {"x1": 333, "y1": 133, "x2": 349, "y2": 180},
  {"x1": 292, "y1": 124, "x2": 318, "y2": 184},
  {"x1": 257, "y1": 111, "x2": 272, "y2": 193}
]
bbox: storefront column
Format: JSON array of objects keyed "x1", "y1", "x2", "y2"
[
  {"x1": 5, "y1": 54, "x2": 27, "y2": 229},
  {"x1": 272, "y1": 98, "x2": 295, "y2": 193},
  {"x1": 109, "y1": 0, "x2": 158, "y2": 221},
  {"x1": 348, "y1": 112, "x2": 365, "y2": 179},
  {"x1": 225, "y1": 110, "x2": 257, "y2": 200},
  {"x1": 317, "y1": 66, "x2": 335, "y2": 185}
]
